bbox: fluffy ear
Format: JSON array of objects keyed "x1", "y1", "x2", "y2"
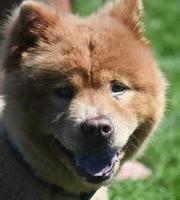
[
  {"x1": 17, "y1": 1, "x2": 58, "y2": 40},
  {"x1": 102, "y1": 0, "x2": 147, "y2": 43},
  {"x1": 2, "y1": 0, "x2": 59, "y2": 70}
]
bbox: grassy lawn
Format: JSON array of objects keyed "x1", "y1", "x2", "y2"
[{"x1": 73, "y1": 0, "x2": 180, "y2": 199}]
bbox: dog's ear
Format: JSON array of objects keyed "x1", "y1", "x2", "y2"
[
  {"x1": 2, "y1": 0, "x2": 59, "y2": 70},
  {"x1": 102, "y1": 0, "x2": 147, "y2": 43},
  {"x1": 17, "y1": 1, "x2": 58, "y2": 41}
]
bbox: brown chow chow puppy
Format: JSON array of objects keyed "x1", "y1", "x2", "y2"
[{"x1": 0, "y1": 0, "x2": 166, "y2": 199}]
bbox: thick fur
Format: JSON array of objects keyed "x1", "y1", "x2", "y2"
[{"x1": 0, "y1": 0, "x2": 166, "y2": 199}]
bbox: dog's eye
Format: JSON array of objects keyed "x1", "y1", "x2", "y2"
[
  {"x1": 111, "y1": 83, "x2": 128, "y2": 96},
  {"x1": 54, "y1": 86, "x2": 74, "y2": 100}
]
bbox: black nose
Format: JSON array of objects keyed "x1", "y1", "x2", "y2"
[{"x1": 81, "y1": 116, "x2": 114, "y2": 141}]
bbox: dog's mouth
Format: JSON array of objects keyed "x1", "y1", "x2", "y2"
[
  {"x1": 54, "y1": 138, "x2": 124, "y2": 184},
  {"x1": 74, "y1": 150, "x2": 120, "y2": 183}
]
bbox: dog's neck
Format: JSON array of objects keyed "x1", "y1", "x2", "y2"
[{"x1": 3, "y1": 128, "x2": 96, "y2": 200}]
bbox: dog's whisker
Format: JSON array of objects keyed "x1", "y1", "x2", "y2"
[
  {"x1": 51, "y1": 112, "x2": 66, "y2": 124},
  {"x1": 130, "y1": 134, "x2": 141, "y2": 146},
  {"x1": 126, "y1": 138, "x2": 139, "y2": 151},
  {"x1": 49, "y1": 135, "x2": 58, "y2": 154}
]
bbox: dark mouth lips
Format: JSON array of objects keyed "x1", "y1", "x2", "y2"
[
  {"x1": 74, "y1": 150, "x2": 118, "y2": 183},
  {"x1": 54, "y1": 138, "x2": 121, "y2": 183},
  {"x1": 84, "y1": 171, "x2": 113, "y2": 183}
]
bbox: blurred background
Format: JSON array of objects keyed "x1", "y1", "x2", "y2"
[
  {"x1": 73, "y1": 1, "x2": 180, "y2": 200},
  {"x1": 0, "y1": 0, "x2": 179, "y2": 199}
]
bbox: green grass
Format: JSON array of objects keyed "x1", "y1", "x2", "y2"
[
  {"x1": 73, "y1": 0, "x2": 180, "y2": 199},
  {"x1": 72, "y1": 0, "x2": 103, "y2": 16}
]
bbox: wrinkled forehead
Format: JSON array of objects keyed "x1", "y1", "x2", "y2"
[
  {"x1": 52, "y1": 17, "x2": 150, "y2": 70},
  {"x1": 26, "y1": 17, "x2": 155, "y2": 89}
]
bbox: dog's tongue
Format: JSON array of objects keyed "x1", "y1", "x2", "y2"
[{"x1": 75, "y1": 151, "x2": 117, "y2": 177}]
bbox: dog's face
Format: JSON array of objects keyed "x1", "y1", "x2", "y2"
[{"x1": 1, "y1": 0, "x2": 166, "y2": 189}]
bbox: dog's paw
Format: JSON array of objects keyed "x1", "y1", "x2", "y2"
[
  {"x1": 91, "y1": 187, "x2": 108, "y2": 200},
  {"x1": 115, "y1": 160, "x2": 152, "y2": 181}
]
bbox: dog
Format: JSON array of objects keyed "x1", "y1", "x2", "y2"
[{"x1": 0, "y1": 0, "x2": 167, "y2": 199}]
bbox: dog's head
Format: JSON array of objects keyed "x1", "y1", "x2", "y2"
[{"x1": 1, "y1": 0, "x2": 166, "y2": 191}]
